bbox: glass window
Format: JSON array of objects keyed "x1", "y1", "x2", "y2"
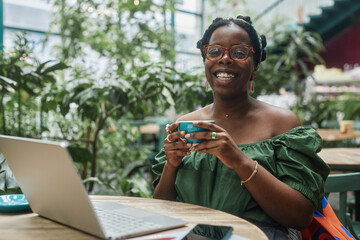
[
  {"x1": 176, "y1": 0, "x2": 202, "y2": 14},
  {"x1": 173, "y1": 0, "x2": 204, "y2": 72},
  {"x1": 175, "y1": 53, "x2": 202, "y2": 73},
  {"x1": 4, "y1": 2, "x2": 52, "y2": 32},
  {"x1": 174, "y1": 12, "x2": 202, "y2": 53}
]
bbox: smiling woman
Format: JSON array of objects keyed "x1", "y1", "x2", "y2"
[
  {"x1": 151, "y1": 15, "x2": 330, "y2": 240},
  {"x1": 203, "y1": 23, "x2": 258, "y2": 98}
]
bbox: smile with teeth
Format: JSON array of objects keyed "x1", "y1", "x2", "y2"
[{"x1": 216, "y1": 72, "x2": 236, "y2": 81}]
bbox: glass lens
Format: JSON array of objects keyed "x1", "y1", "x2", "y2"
[
  {"x1": 230, "y1": 46, "x2": 249, "y2": 60},
  {"x1": 205, "y1": 45, "x2": 250, "y2": 61},
  {"x1": 206, "y1": 46, "x2": 222, "y2": 59}
]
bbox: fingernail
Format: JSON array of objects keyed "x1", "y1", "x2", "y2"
[
  {"x1": 187, "y1": 143, "x2": 192, "y2": 147},
  {"x1": 185, "y1": 134, "x2": 190, "y2": 138}
]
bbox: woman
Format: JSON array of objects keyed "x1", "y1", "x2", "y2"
[{"x1": 152, "y1": 15, "x2": 330, "y2": 239}]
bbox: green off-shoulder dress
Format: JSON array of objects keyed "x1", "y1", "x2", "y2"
[{"x1": 152, "y1": 126, "x2": 330, "y2": 226}]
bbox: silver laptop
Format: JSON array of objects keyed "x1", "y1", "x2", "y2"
[{"x1": 0, "y1": 135, "x2": 186, "y2": 239}]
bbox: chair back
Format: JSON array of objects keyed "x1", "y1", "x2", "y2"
[{"x1": 325, "y1": 172, "x2": 360, "y2": 224}]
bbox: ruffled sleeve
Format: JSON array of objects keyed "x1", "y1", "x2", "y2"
[{"x1": 268, "y1": 126, "x2": 330, "y2": 211}]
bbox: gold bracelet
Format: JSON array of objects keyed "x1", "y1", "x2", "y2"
[{"x1": 241, "y1": 161, "x2": 258, "y2": 186}]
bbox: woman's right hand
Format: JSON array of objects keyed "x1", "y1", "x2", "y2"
[{"x1": 164, "y1": 122, "x2": 192, "y2": 168}]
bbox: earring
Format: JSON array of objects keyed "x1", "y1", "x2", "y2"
[
  {"x1": 250, "y1": 80, "x2": 255, "y2": 94},
  {"x1": 251, "y1": 73, "x2": 256, "y2": 80}
]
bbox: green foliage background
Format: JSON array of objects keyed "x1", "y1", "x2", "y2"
[
  {"x1": 0, "y1": 1, "x2": 211, "y2": 197},
  {"x1": 2, "y1": 0, "x2": 357, "y2": 197}
]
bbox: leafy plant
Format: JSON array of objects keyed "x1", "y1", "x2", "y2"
[
  {"x1": 43, "y1": 0, "x2": 209, "y2": 195},
  {"x1": 254, "y1": 27, "x2": 324, "y2": 97},
  {"x1": 171, "y1": 70, "x2": 212, "y2": 113},
  {"x1": 0, "y1": 33, "x2": 68, "y2": 195},
  {"x1": 0, "y1": 32, "x2": 68, "y2": 137},
  {"x1": 341, "y1": 94, "x2": 360, "y2": 121},
  {"x1": 291, "y1": 96, "x2": 340, "y2": 127},
  {"x1": 57, "y1": 63, "x2": 185, "y2": 192}
]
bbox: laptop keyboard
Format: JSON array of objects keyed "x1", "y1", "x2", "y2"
[{"x1": 94, "y1": 206, "x2": 162, "y2": 236}]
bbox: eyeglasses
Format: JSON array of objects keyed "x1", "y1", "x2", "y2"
[{"x1": 203, "y1": 44, "x2": 255, "y2": 61}]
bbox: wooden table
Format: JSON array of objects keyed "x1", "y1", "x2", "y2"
[
  {"x1": 318, "y1": 148, "x2": 360, "y2": 221},
  {"x1": 139, "y1": 123, "x2": 160, "y2": 134},
  {"x1": 318, "y1": 148, "x2": 360, "y2": 172},
  {"x1": 0, "y1": 196, "x2": 268, "y2": 240},
  {"x1": 317, "y1": 129, "x2": 360, "y2": 141}
]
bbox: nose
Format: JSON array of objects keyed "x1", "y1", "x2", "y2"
[{"x1": 218, "y1": 49, "x2": 233, "y2": 65}]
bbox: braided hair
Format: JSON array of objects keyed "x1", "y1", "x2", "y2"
[{"x1": 197, "y1": 15, "x2": 267, "y2": 67}]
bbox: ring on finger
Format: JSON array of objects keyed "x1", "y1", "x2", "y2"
[
  {"x1": 212, "y1": 131, "x2": 216, "y2": 140},
  {"x1": 165, "y1": 124, "x2": 171, "y2": 134}
]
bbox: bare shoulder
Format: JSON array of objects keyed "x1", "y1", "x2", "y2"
[
  {"x1": 176, "y1": 105, "x2": 212, "y2": 122},
  {"x1": 256, "y1": 101, "x2": 302, "y2": 135}
]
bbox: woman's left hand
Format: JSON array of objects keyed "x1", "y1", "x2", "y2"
[{"x1": 188, "y1": 121, "x2": 244, "y2": 170}]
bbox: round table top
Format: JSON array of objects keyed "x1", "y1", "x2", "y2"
[
  {"x1": 91, "y1": 196, "x2": 268, "y2": 240},
  {"x1": 0, "y1": 195, "x2": 268, "y2": 240},
  {"x1": 318, "y1": 147, "x2": 360, "y2": 171}
]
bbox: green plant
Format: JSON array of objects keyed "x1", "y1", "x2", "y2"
[
  {"x1": 291, "y1": 96, "x2": 339, "y2": 126},
  {"x1": 290, "y1": 92, "x2": 360, "y2": 129},
  {"x1": 341, "y1": 94, "x2": 360, "y2": 120},
  {"x1": 56, "y1": 63, "x2": 165, "y2": 191},
  {"x1": 168, "y1": 69, "x2": 212, "y2": 113},
  {"x1": 0, "y1": 33, "x2": 68, "y2": 195},
  {"x1": 44, "y1": 0, "x2": 209, "y2": 195},
  {"x1": 254, "y1": 27, "x2": 324, "y2": 97},
  {"x1": 0, "y1": 32, "x2": 68, "y2": 137}
]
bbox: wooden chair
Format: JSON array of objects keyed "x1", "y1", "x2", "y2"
[{"x1": 325, "y1": 172, "x2": 360, "y2": 239}]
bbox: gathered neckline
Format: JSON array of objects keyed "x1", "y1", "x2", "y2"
[{"x1": 237, "y1": 126, "x2": 315, "y2": 147}]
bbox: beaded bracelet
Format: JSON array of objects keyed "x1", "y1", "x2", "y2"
[{"x1": 241, "y1": 160, "x2": 258, "y2": 186}]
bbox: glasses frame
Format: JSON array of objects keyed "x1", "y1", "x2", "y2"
[{"x1": 203, "y1": 44, "x2": 255, "y2": 62}]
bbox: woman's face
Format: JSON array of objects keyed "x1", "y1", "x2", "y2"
[{"x1": 204, "y1": 24, "x2": 255, "y2": 98}]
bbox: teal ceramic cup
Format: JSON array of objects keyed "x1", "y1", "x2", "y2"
[{"x1": 179, "y1": 120, "x2": 215, "y2": 143}]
